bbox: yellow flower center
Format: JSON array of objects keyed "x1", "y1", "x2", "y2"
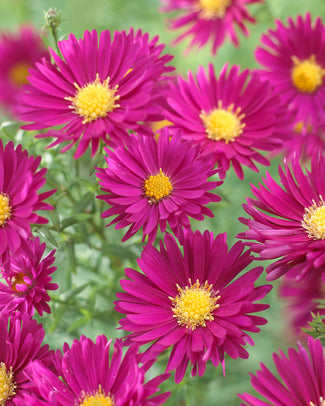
[
  {"x1": 144, "y1": 168, "x2": 173, "y2": 204},
  {"x1": 200, "y1": 101, "x2": 245, "y2": 143},
  {"x1": 291, "y1": 55, "x2": 325, "y2": 93},
  {"x1": 0, "y1": 362, "x2": 16, "y2": 404},
  {"x1": 170, "y1": 279, "x2": 220, "y2": 330},
  {"x1": 8, "y1": 61, "x2": 30, "y2": 86},
  {"x1": 302, "y1": 198, "x2": 325, "y2": 239},
  {"x1": 67, "y1": 73, "x2": 120, "y2": 124},
  {"x1": 0, "y1": 193, "x2": 11, "y2": 227},
  {"x1": 198, "y1": 0, "x2": 231, "y2": 19},
  {"x1": 11, "y1": 273, "x2": 28, "y2": 292},
  {"x1": 79, "y1": 387, "x2": 114, "y2": 406},
  {"x1": 310, "y1": 396, "x2": 325, "y2": 406}
]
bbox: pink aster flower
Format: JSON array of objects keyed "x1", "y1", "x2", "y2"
[
  {"x1": 96, "y1": 128, "x2": 221, "y2": 244},
  {"x1": 0, "y1": 237, "x2": 58, "y2": 316},
  {"x1": 0, "y1": 140, "x2": 55, "y2": 263},
  {"x1": 161, "y1": 0, "x2": 263, "y2": 55},
  {"x1": 115, "y1": 230, "x2": 271, "y2": 383},
  {"x1": 19, "y1": 28, "x2": 174, "y2": 159},
  {"x1": 17, "y1": 335, "x2": 170, "y2": 406},
  {"x1": 0, "y1": 25, "x2": 49, "y2": 118},
  {"x1": 0, "y1": 311, "x2": 53, "y2": 405},
  {"x1": 279, "y1": 273, "x2": 325, "y2": 336},
  {"x1": 284, "y1": 121, "x2": 325, "y2": 163},
  {"x1": 255, "y1": 13, "x2": 325, "y2": 128},
  {"x1": 163, "y1": 63, "x2": 290, "y2": 179},
  {"x1": 239, "y1": 152, "x2": 325, "y2": 281},
  {"x1": 239, "y1": 336, "x2": 325, "y2": 406}
]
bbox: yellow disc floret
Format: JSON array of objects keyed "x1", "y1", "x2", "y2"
[
  {"x1": 0, "y1": 362, "x2": 16, "y2": 405},
  {"x1": 170, "y1": 279, "x2": 220, "y2": 330},
  {"x1": 8, "y1": 61, "x2": 30, "y2": 86},
  {"x1": 67, "y1": 73, "x2": 120, "y2": 124},
  {"x1": 144, "y1": 168, "x2": 173, "y2": 204},
  {"x1": 198, "y1": 0, "x2": 231, "y2": 19},
  {"x1": 200, "y1": 101, "x2": 245, "y2": 143},
  {"x1": 310, "y1": 396, "x2": 325, "y2": 406},
  {"x1": 302, "y1": 197, "x2": 325, "y2": 239},
  {"x1": 79, "y1": 387, "x2": 114, "y2": 406},
  {"x1": 0, "y1": 193, "x2": 11, "y2": 227},
  {"x1": 291, "y1": 55, "x2": 325, "y2": 93}
]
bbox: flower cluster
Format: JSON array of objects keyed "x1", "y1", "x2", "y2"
[{"x1": 0, "y1": 2, "x2": 325, "y2": 405}]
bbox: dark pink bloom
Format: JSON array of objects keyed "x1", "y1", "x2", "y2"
[
  {"x1": 115, "y1": 230, "x2": 271, "y2": 383},
  {"x1": 17, "y1": 335, "x2": 170, "y2": 406},
  {"x1": 284, "y1": 121, "x2": 325, "y2": 163},
  {"x1": 161, "y1": 0, "x2": 263, "y2": 55},
  {"x1": 0, "y1": 25, "x2": 49, "y2": 118},
  {"x1": 19, "y1": 29, "x2": 174, "y2": 159},
  {"x1": 163, "y1": 63, "x2": 290, "y2": 179},
  {"x1": 255, "y1": 13, "x2": 325, "y2": 128},
  {"x1": 0, "y1": 311, "x2": 53, "y2": 405},
  {"x1": 239, "y1": 152, "x2": 325, "y2": 281},
  {"x1": 0, "y1": 237, "x2": 58, "y2": 316},
  {"x1": 96, "y1": 128, "x2": 221, "y2": 244},
  {"x1": 239, "y1": 337, "x2": 325, "y2": 405},
  {"x1": 279, "y1": 273, "x2": 325, "y2": 336},
  {"x1": 0, "y1": 140, "x2": 55, "y2": 263}
]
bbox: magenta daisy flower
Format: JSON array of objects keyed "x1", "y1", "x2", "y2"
[
  {"x1": 284, "y1": 121, "x2": 325, "y2": 163},
  {"x1": 19, "y1": 28, "x2": 174, "y2": 159},
  {"x1": 279, "y1": 273, "x2": 325, "y2": 336},
  {"x1": 96, "y1": 128, "x2": 221, "y2": 244},
  {"x1": 163, "y1": 63, "x2": 290, "y2": 179},
  {"x1": 239, "y1": 152, "x2": 325, "y2": 281},
  {"x1": 0, "y1": 25, "x2": 49, "y2": 118},
  {"x1": 0, "y1": 311, "x2": 52, "y2": 405},
  {"x1": 239, "y1": 337, "x2": 325, "y2": 406},
  {"x1": 115, "y1": 230, "x2": 271, "y2": 383},
  {"x1": 17, "y1": 335, "x2": 170, "y2": 406},
  {"x1": 0, "y1": 140, "x2": 55, "y2": 263},
  {"x1": 161, "y1": 0, "x2": 263, "y2": 55},
  {"x1": 0, "y1": 236, "x2": 58, "y2": 316},
  {"x1": 255, "y1": 13, "x2": 325, "y2": 128}
]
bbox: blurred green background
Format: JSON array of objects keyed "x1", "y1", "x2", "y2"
[{"x1": 1, "y1": 0, "x2": 325, "y2": 405}]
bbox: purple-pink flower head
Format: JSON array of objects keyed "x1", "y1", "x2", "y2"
[
  {"x1": 18, "y1": 335, "x2": 170, "y2": 406},
  {"x1": 279, "y1": 273, "x2": 325, "y2": 337},
  {"x1": 115, "y1": 230, "x2": 271, "y2": 383},
  {"x1": 0, "y1": 140, "x2": 55, "y2": 263},
  {"x1": 255, "y1": 13, "x2": 325, "y2": 128},
  {"x1": 239, "y1": 152, "x2": 325, "y2": 282},
  {"x1": 163, "y1": 63, "x2": 290, "y2": 180},
  {"x1": 0, "y1": 25, "x2": 49, "y2": 118},
  {"x1": 96, "y1": 128, "x2": 221, "y2": 244},
  {"x1": 161, "y1": 0, "x2": 263, "y2": 55},
  {"x1": 0, "y1": 311, "x2": 52, "y2": 405},
  {"x1": 239, "y1": 337, "x2": 325, "y2": 406},
  {"x1": 0, "y1": 236, "x2": 58, "y2": 316},
  {"x1": 19, "y1": 28, "x2": 174, "y2": 159}
]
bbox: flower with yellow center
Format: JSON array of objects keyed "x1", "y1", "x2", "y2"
[
  {"x1": 144, "y1": 168, "x2": 173, "y2": 204},
  {"x1": 291, "y1": 55, "x2": 325, "y2": 93},
  {"x1": 66, "y1": 73, "x2": 120, "y2": 124},
  {"x1": 79, "y1": 387, "x2": 114, "y2": 406},
  {"x1": 0, "y1": 193, "x2": 11, "y2": 227},
  {"x1": 170, "y1": 279, "x2": 220, "y2": 330},
  {"x1": 0, "y1": 362, "x2": 16, "y2": 405},
  {"x1": 197, "y1": 0, "x2": 231, "y2": 19},
  {"x1": 302, "y1": 197, "x2": 325, "y2": 239},
  {"x1": 8, "y1": 61, "x2": 30, "y2": 86},
  {"x1": 200, "y1": 101, "x2": 245, "y2": 143}
]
